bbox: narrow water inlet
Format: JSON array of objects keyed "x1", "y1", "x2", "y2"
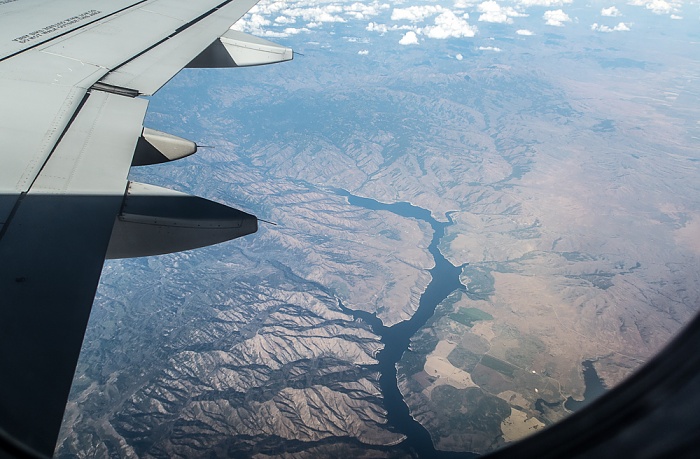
[{"x1": 333, "y1": 189, "x2": 475, "y2": 458}]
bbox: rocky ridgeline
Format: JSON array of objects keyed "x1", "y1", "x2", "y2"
[{"x1": 57, "y1": 250, "x2": 406, "y2": 457}]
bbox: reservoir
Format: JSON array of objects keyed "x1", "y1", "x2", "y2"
[
  {"x1": 333, "y1": 189, "x2": 476, "y2": 459},
  {"x1": 535, "y1": 360, "x2": 607, "y2": 416},
  {"x1": 564, "y1": 360, "x2": 607, "y2": 411},
  {"x1": 334, "y1": 189, "x2": 609, "y2": 456}
]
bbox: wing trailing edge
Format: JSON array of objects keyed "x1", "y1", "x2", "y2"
[{"x1": 187, "y1": 30, "x2": 294, "y2": 68}]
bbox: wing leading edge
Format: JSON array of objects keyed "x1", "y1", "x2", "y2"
[{"x1": 0, "y1": 1, "x2": 292, "y2": 456}]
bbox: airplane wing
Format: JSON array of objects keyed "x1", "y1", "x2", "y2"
[{"x1": 0, "y1": 1, "x2": 292, "y2": 456}]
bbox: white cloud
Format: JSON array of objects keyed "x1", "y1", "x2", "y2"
[
  {"x1": 240, "y1": 1, "x2": 395, "y2": 35},
  {"x1": 392, "y1": 5, "x2": 445, "y2": 22},
  {"x1": 285, "y1": 27, "x2": 311, "y2": 35},
  {"x1": 366, "y1": 22, "x2": 388, "y2": 33},
  {"x1": 423, "y1": 10, "x2": 477, "y2": 38},
  {"x1": 543, "y1": 9, "x2": 571, "y2": 26},
  {"x1": 274, "y1": 16, "x2": 296, "y2": 24},
  {"x1": 239, "y1": 0, "x2": 479, "y2": 41},
  {"x1": 591, "y1": 22, "x2": 630, "y2": 32},
  {"x1": 244, "y1": 13, "x2": 271, "y2": 29},
  {"x1": 358, "y1": 49, "x2": 369, "y2": 55},
  {"x1": 601, "y1": 6, "x2": 621, "y2": 17},
  {"x1": 343, "y1": 2, "x2": 388, "y2": 20},
  {"x1": 456, "y1": 53, "x2": 464, "y2": 60},
  {"x1": 233, "y1": 12, "x2": 281, "y2": 37},
  {"x1": 281, "y1": 5, "x2": 346, "y2": 24},
  {"x1": 247, "y1": 1, "x2": 287, "y2": 16},
  {"x1": 643, "y1": 0, "x2": 673, "y2": 14},
  {"x1": 454, "y1": 0, "x2": 476, "y2": 8},
  {"x1": 477, "y1": 1, "x2": 527, "y2": 24},
  {"x1": 670, "y1": 14, "x2": 683, "y2": 19},
  {"x1": 516, "y1": 29, "x2": 534, "y2": 35},
  {"x1": 628, "y1": 0, "x2": 679, "y2": 15},
  {"x1": 399, "y1": 31, "x2": 420, "y2": 45},
  {"x1": 393, "y1": 24, "x2": 419, "y2": 31},
  {"x1": 479, "y1": 46, "x2": 502, "y2": 51},
  {"x1": 518, "y1": 0, "x2": 572, "y2": 6}
]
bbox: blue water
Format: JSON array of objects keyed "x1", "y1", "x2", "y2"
[
  {"x1": 333, "y1": 189, "x2": 476, "y2": 458},
  {"x1": 564, "y1": 360, "x2": 607, "y2": 411}
]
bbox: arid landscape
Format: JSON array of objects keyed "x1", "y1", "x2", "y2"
[{"x1": 58, "y1": 0, "x2": 700, "y2": 457}]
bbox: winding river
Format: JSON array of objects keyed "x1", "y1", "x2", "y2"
[{"x1": 333, "y1": 189, "x2": 476, "y2": 458}]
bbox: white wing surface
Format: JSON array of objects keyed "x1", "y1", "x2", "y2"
[{"x1": 0, "y1": 1, "x2": 292, "y2": 456}]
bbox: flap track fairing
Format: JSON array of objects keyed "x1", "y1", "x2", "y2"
[
  {"x1": 106, "y1": 182, "x2": 257, "y2": 259},
  {"x1": 132, "y1": 128, "x2": 197, "y2": 166}
]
